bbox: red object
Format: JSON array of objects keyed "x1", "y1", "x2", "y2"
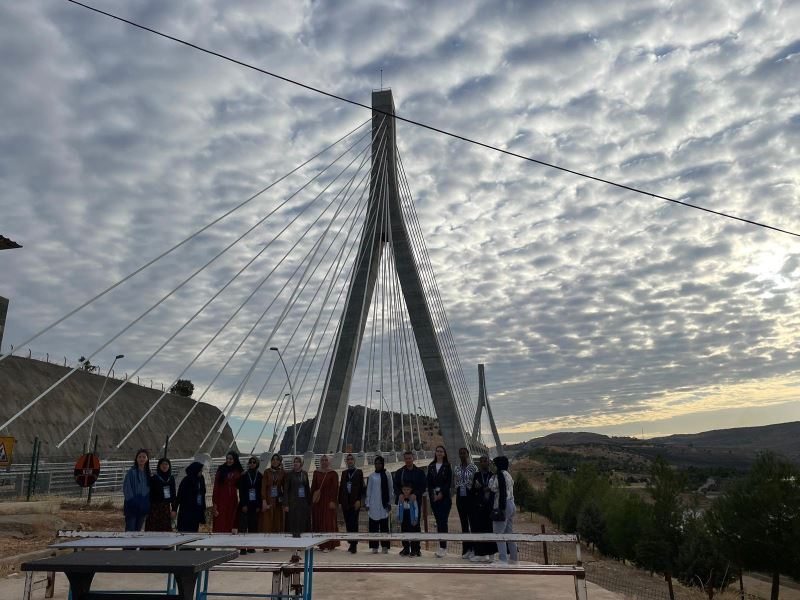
[
  {"x1": 311, "y1": 469, "x2": 340, "y2": 551},
  {"x1": 74, "y1": 453, "x2": 101, "y2": 487},
  {"x1": 212, "y1": 469, "x2": 241, "y2": 532}
]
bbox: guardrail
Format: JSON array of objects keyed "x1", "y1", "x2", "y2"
[{"x1": 0, "y1": 451, "x2": 435, "y2": 501}]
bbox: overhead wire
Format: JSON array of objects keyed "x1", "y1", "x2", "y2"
[{"x1": 63, "y1": 0, "x2": 800, "y2": 240}]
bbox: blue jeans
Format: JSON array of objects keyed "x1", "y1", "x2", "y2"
[
  {"x1": 492, "y1": 500, "x2": 518, "y2": 562},
  {"x1": 125, "y1": 513, "x2": 146, "y2": 532}
]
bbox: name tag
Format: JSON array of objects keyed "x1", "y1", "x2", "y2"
[
  {"x1": 196, "y1": 493, "x2": 203, "y2": 506},
  {"x1": 248, "y1": 488, "x2": 256, "y2": 502},
  {"x1": 346, "y1": 481, "x2": 352, "y2": 494},
  {"x1": 459, "y1": 486, "x2": 467, "y2": 497},
  {"x1": 298, "y1": 487, "x2": 306, "y2": 499},
  {"x1": 163, "y1": 486, "x2": 171, "y2": 500},
  {"x1": 403, "y1": 501, "x2": 410, "y2": 509},
  {"x1": 271, "y1": 485, "x2": 278, "y2": 498}
]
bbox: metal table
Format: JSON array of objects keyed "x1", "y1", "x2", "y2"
[
  {"x1": 21, "y1": 550, "x2": 238, "y2": 600},
  {"x1": 183, "y1": 534, "x2": 334, "y2": 600}
]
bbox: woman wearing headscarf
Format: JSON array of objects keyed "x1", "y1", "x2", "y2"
[
  {"x1": 427, "y1": 445, "x2": 453, "y2": 558},
  {"x1": 122, "y1": 449, "x2": 151, "y2": 531},
  {"x1": 260, "y1": 454, "x2": 286, "y2": 534},
  {"x1": 469, "y1": 455, "x2": 497, "y2": 562},
  {"x1": 489, "y1": 456, "x2": 518, "y2": 564},
  {"x1": 238, "y1": 456, "x2": 262, "y2": 546},
  {"x1": 284, "y1": 456, "x2": 311, "y2": 536},
  {"x1": 145, "y1": 457, "x2": 177, "y2": 532},
  {"x1": 176, "y1": 461, "x2": 207, "y2": 533},
  {"x1": 212, "y1": 451, "x2": 243, "y2": 533},
  {"x1": 311, "y1": 454, "x2": 340, "y2": 552},
  {"x1": 365, "y1": 455, "x2": 392, "y2": 554}
]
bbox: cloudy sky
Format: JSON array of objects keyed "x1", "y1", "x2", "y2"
[{"x1": 2, "y1": 0, "x2": 800, "y2": 450}]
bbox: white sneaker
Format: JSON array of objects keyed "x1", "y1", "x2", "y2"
[
  {"x1": 435, "y1": 548, "x2": 446, "y2": 558},
  {"x1": 461, "y1": 552, "x2": 471, "y2": 560},
  {"x1": 467, "y1": 550, "x2": 475, "y2": 559},
  {"x1": 496, "y1": 559, "x2": 509, "y2": 565},
  {"x1": 371, "y1": 548, "x2": 378, "y2": 554},
  {"x1": 469, "y1": 555, "x2": 484, "y2": 563},
  {"x1": 509, "y1": 559, "x2": 519, "y2": 565}
]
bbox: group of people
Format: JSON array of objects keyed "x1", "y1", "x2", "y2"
[{"x1": 122, "y1": 445, "x2": 518, "y2": 564}]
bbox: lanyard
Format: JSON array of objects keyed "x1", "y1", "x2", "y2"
[{"x1": 247, "y1": 471, "x2": 257, "y2": 488}]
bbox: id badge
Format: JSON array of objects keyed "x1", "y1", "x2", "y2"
[
  {"x1": 248, "y1": 488, "x2": 256, "y2": 502},
  {"x1": 163, "y1": 486, "x2": 171, "y2": 500},
  {"x1": 271, "y1": 485, "x2": 278, "y2": 498},
  {"x1": 298, "y1": 487, "x2": 306, "y2": 499},
  {"x1": 459, "y1": 486, "x2": 467, "y2": 497},
  {"x1": 346, "y1": 481, "x2": 352, "y2": 494},
  {"x1": 196, "y1": 493, "x2": 203, "y2": 506}
]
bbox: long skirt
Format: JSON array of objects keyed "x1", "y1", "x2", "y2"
[
  {"x1": 145, "y1": 501, "x2": 172, "y2": 532},
  {"x1": 260, "y1": 502, "x2": 285, "y2": 533},
  {"x1": 286, "y1": 503, "x2": 311, "y2": 536}
]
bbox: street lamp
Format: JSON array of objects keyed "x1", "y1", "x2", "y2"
[
  {"x1": 270, "y1": 347, "x2": 297, "y2": 457},
  {"x1": 86, "y1": 354, "x2": 124, "y2": 451}
]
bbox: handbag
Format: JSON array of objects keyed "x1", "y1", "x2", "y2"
[{"x1": 490, "y1": 508, "x2": 506, "y2": 522}]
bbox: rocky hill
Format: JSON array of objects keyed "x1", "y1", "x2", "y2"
[
  {"x1": 279, "y1": 404, "x2": 443, "y2": 455},
  {"x1": 0, "y1": 356, "x2": 236, "y2": 462}
]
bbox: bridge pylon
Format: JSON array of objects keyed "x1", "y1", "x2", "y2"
[{"x1": 309, "y1": 89, "x2": 470, "y2": 456}]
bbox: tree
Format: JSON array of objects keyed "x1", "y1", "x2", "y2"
[
  {"x1": 636, "y1": 456, "x2": 686, "y2": 600},
  {"x1": 676, "y1": 514, "x2": 732, "y2": 599},
  {"x1": 513, "y1": 472, "x2": 539, "y2": 513},
  {"x1": 600, "y1": 488, "x2": 649, "y2": 562},
  {"x1": 79, "y1": 356, "x2": 97, "y2": 373},
  {"x1": 169, "y1": 379, "x2": 194, "y2": 398},
  {"x1": 707, "y1": 452, "x2": 800, "y2": 600},
  {"x1": 577, "y1": 499, "x2": 606, "y2": 551}
]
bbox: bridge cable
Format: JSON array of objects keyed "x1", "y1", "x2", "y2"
[
  {"x1": 74, "y1": 130, "x2": 374, "y2": 449},
  {"x1": 0, "y1": 123, "x2": 372, "y2": 435},
  {"x1": 0, "y1": 118, "x2": 369, "y2": 369},
  {"x1": 201, "y1": 138, "x2": 378, "y2": 453},
  {"x1": 63, "y1": 0, "x2": 800, "y2": 240},
  {"x1": 168, "y1": 126, "x2": 382, "y2": 444}
]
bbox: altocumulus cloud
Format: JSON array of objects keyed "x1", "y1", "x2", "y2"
[{"x1": 1, "y1": 0, "x2": 799, "y2": 446}]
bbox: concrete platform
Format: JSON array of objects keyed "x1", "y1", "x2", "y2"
[{"x1": 2, "y1": 548, "x2": 620, "y2": 599}]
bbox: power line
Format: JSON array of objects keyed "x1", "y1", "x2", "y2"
[{"x1": 65, "y1": 0, "x2": 800, "y2": 239}]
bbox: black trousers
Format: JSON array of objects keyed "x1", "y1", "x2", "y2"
[
  {"x1": 368, "y1": 516, "x2": 390, "y2": 549},
  {"x1": 400, "y1": 511, "x2": 421, "y2": 553},
  {"x1": 431, "y1": 499, "x2": 451, "y2": 549},
  {"x1": 238, "y1": 506, "x2": 259, "y2": 533},
  {"x1": 456, "y1": 494, "x2": 473, "y2": 554},
  {"x1": 343, "y1": 508, "x2": 359, "y2": 550}
]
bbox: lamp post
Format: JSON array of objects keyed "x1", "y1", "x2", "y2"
[
  {"x1": 86, "y1": 354, "x2": 124, "y2": 451},
  {"x1": 270, "y1": 347, "x2": 297, "y2": 457}
]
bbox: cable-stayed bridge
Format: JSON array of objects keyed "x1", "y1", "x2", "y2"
[{"x1": 0, "y1": 89, "x2": 502, "y2": 468}]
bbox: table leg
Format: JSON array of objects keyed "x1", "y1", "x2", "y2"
[
  {"x1": 64, "y1": 572, "x2": 94, "y2": 600},
  {"x1": 304, "y1": 548, "x2": 314, "y2": 600},
  {"x1": 173, "y1": 572, "x2": 199, "y2": 600},
  {"x1": 23, "y1": 571, "x2": 33, "y2": 600}
]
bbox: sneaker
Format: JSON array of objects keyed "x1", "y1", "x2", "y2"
[
  {"x1": 509, "y1": 559, "x2": 519, "y2": 565},
  {"x1": 461, "y1": 552, "x2": 471, "y2": 560},
  {"x1": 372, "y1": 548, "x2": 379, "y2": 554},
  {"x1": 435, "y1": 548, "x2": 446, "y2": 558},
  {"x1": 381, "y1": 547, "x2": 389, "y2": 554},
  {"x1": 469, "y1": 555, "x2": 483, "y2": 563},
  {"x1": 399, "y1": 548, "x2": 410, "y2": 556},
  {"x1": 496, "y1": 559, "x2": 509, "y2": 565}
]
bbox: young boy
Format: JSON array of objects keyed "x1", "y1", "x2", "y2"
[{"x1": 396, "y1": 483, "x2": 420, "y2": 557}]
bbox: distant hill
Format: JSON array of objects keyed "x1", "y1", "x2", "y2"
[{"x1": 505, "y1": 421, "x2": 800, "y2": 474}]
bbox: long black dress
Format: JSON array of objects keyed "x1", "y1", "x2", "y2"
[
  {"x1": 471, "y1": 469, "x2": 496, "y2": 556},
  {"x1": 176, "y1": 462, "x2": 207, "y2": 533},
  {"x1": 284, "y1": 469, "x2": 311, "y2": 536}
]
